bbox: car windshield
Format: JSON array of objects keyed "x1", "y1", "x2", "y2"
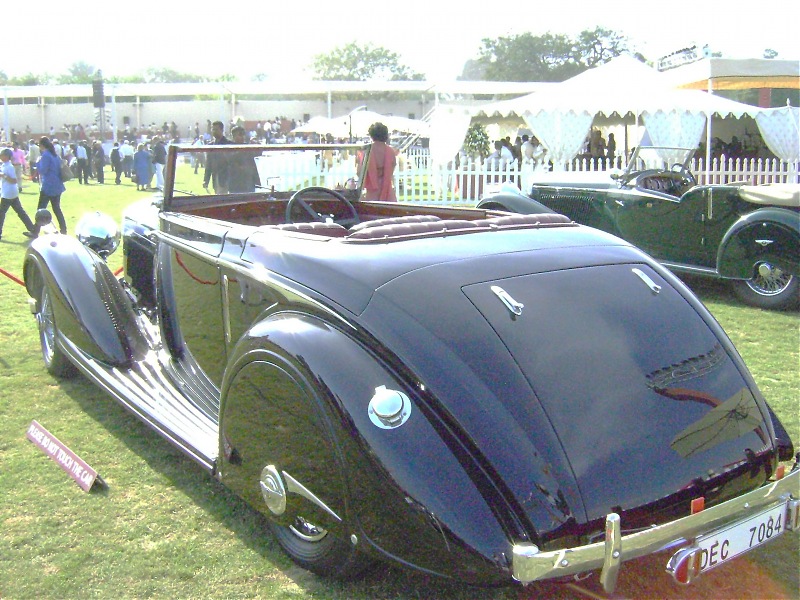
[
  {"x1": 163, "y1": 144, "x2": 369, "y2": 209},
  {"x1": 624, "y1": 146, "x2": 695, "y2": 176}
]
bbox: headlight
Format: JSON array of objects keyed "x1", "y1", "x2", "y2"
[{"x1": 75, "y1": 211, "x2": 120, "y2": 258}]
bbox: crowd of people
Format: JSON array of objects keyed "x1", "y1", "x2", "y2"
[
  {"x1": 482, "y1": 135, "x2": 548, "y2": 170},
  {"x1": 3, "y1": 113, "x2": 782, "y2": 243}
]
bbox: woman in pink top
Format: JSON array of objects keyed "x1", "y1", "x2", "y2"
[{"x1": 363, "y1": 122, "x2": 397, "y2": 201}]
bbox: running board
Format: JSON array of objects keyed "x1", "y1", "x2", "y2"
[
  {"x1": 660, "y1": 262, "x2": 721, "y2": 277},
  {"x1": 60, "y1": 336, "x2": 219, "y2": 472}
]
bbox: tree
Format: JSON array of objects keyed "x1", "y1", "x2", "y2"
[
  {"x1": 463, "y1": 123, "x2": 490, "y2": 161},
  {"x1": 466, "y1": 28, "x2": 629, "y2": 82},
  {"x1": 312, "y1": 42, "x2": 424, "y2": 81},
  {"x1": 8, "y1": 73, "x2": 49, "y2": 86},
  {"x1": 58, "y1": 61, "x2": 99, "y2": 84},
  {"x1": 459, "y1": 59, "x2": 486, "y2": 81},
  {"x1": 574, "y1": 27, "x2": 628, "y2": 68},
  {"x1": 143, "y1": 67, "x2": 211, "y2": 83}
]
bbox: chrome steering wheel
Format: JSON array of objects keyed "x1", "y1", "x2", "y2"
[{"x1": 671, "y1": 163, "x2": 697, "y2": 187}]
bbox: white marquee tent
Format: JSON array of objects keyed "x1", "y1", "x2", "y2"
[
  {"x1": 293, "y1": 109, "x2": 429, "y2": 139},
  {"x1": 429, "y1": 55, "x2": 797, "y2": 169}
]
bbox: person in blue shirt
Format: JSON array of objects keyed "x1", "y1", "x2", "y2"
[{"x1": 32, "y1": 137, "x2": 67, "y2": 236}]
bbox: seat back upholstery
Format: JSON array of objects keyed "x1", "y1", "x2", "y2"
[
  {"x1": 346, "y1": 212, "x2": 574, "y2": 241},
  {"x1": 346, "y1": 219, "x2": 476, "y2": 240},
  {"x1": 274, "y1": 222, "x2": 349, "y2": 237},
  {"x1": 474, "y1": 213, "x2": 572, "y2": 228},
  {"x1": 349, "y1": 214, "x2": 441, "y2": 232}
]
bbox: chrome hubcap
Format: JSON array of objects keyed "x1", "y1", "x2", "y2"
[
  {"x1": 746, "y1": 262, "x2": 793, "y2": 297},
  {"x1": 289, "y1": 516, "x2": 328, "y2": 542},
  {"x1": 259, "y1": 465, "x2": 287, "y2": 515}
]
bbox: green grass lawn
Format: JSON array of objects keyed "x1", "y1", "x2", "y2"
[{"x1": 0, "y1": 168, "x2": 797, "y2": 599}]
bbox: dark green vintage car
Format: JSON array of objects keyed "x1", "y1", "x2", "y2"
[{"x1": 478, "y1": 147, "x2": 800, "y2": 310}]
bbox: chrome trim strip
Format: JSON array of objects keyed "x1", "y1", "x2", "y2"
[
  {"x1": 660, "y1": 261, "x2": 719, "y2": 276},
  {"x1": 222, "y1": 274, "x2": 232, "y2": 344},
  {"x1": 512, "y1": 467, "x2": 799, "y2": 593}
]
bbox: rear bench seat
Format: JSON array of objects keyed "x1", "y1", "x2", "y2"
[
  {"x1": 262, "y1": 215, "x2": 443, "y2": 238},
  {"x1": 345, "y1": 212, "x2": 573, "y2": 241},
  {"x1": 273, "y1": 222, "x2": 349, "y2": 237},
  {"x1": 261, "y1": 213, "x2": 574, "y2": 241}
]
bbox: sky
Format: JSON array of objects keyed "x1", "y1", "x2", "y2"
[{"x1": 17, "y1": 1, "x2": 800, "y2": 83}]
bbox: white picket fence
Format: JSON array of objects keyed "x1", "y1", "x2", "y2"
[{"x1": 394, "y1": 152, "x2": 799, "y2": 205}]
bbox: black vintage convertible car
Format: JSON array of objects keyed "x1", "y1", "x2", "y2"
[
  {"x1": 23, "y1": 143, "x2": 798, "y2": 592},
  {"x1": 477, "y1": 146, "x2": 800, "y2": 310}
]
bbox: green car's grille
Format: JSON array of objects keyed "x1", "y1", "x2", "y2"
[{"x1": 534, "y1": 189, "x2": 599, "y2": 225}]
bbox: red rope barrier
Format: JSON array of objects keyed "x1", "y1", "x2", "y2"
[
  {"x1": 175, "y1": 252, "x2": 217, "y2": 285},
  {"x1": 0, "y1": 266, "x2": 25, "y2": 286},
  {"x1": 2, "y1": 265, "x2": 122, "y2": 286}
]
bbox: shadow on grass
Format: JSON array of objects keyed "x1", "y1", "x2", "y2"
[
  {"x1": 59, "y1": 374, "x2": 800, "y2": 599},
  {"x1": 55, "y1": 375, "x2": 522, "y2": 600},
  {"x1": 677, "y1": 273, "x2": 800, "y2": 313}
]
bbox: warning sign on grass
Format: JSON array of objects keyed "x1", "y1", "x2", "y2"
[{"x1": 26, "y1": 420, "x2": 104, "y2": 492}]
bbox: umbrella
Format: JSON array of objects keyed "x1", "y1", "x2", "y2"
[
  {"x1": 293, "y1": 110, "x2": 430, "y2": 140},
  {"x1": 291, "y1": 116, "x2": 349, "y2": 138},
  {"x1": 344, "y1": 110, "x2": 430, "y2": 138}
]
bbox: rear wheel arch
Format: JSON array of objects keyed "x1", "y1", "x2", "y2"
[
  {"x1": 217, "y1": 312, "x2": 516, "y2": 583},
  {"x1": 477, "y1": 200, "x2": 513, "y2": 212},
  {"x1": 218, "y1": 314, "x2": 377, "y2": 578},
  {"x1": 717, "y1": 213, "x2": 800, "y2": 309}
]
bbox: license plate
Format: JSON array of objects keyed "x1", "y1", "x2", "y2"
[{"x1": 696, "y1": 503, "x2": 787, "y2": 573}]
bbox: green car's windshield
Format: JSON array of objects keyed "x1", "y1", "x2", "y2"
[{"x1": 625, "y1": 146, "x2": 695, "y2": 176}]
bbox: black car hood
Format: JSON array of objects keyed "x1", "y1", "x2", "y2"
[{"x1": 359, "y1": 243, "x2": 774, "y2": 538}]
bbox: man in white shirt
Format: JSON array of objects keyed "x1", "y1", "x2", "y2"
[
  {"x1": 521, "y1": 135, "x2": 534, "y2": 161},
  {"x1": 75, "y1": 142, "x2": 89, "y2": 184},
  {"x1": 119, "y1": 139, "x2": 134, "y2": 178}
]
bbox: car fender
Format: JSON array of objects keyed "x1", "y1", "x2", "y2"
[
  {"x1": 477, "y1": 185, "x2": 554, "y2": 214},
  {"x1": 23, "y1": 235, "x2": 148, "y2": 367},
  {"x1": 716, "y1": 208, "x2": 800, "y2": 279},
  {"x1": 218, "y1": 312, "x2": 513, "y2": 583}
]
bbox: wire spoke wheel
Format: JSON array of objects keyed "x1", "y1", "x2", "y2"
[
  {"x1": 38, "y1": 288, "x2": 57, "y2": 365},
  {"x1": 36, "y1": 286, "x2": 77, "y2": 378},
  {"x1": 745, "y1": 262, "x2": 792, "y2": 296},
  {"x1": 733, "y1": 261, "x2": 799, "y2": 310}
]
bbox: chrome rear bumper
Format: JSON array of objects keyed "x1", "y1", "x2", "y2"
[{"x1": 512, "y1": 465, "x2": 799, "y2": 593}]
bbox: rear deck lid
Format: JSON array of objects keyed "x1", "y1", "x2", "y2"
[{"x1": 462, "y1": 263, "x2": 772, "y2": 522}]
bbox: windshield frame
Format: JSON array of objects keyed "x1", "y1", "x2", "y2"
[
  {"x1": 163, "y1": 143, "x2": 372, "y2": 212},
  {"x1": 623, "y1": 146, "x2": 695, "y2": 179}
]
